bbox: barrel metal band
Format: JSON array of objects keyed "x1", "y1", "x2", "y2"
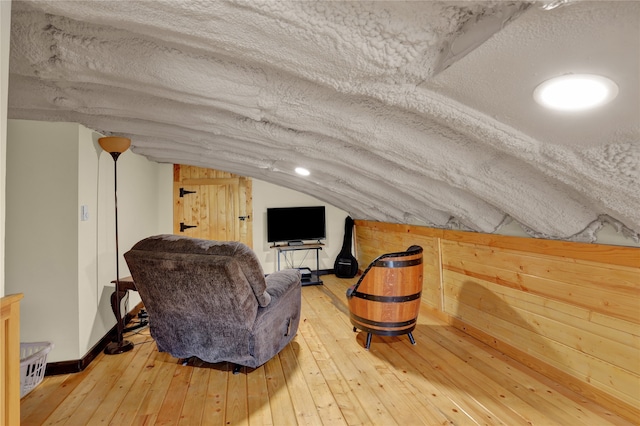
[
  {"x1": 350, "y1": 312, "x2": 416, "y2": 328},
  {"x1": 373, "y1": 257, "x2": 423, "y2": 268},
  {"x1": 352, "y1": 291, "x2": 421, "y2": 303}
]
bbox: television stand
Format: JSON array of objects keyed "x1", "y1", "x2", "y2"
[{"x1": 274, "y1": 244, "x2": 323, "y2": 286}]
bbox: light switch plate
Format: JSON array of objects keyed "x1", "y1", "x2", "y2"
[{"x1": 81, "y1": 205, "x2": 89, "y2": 221}]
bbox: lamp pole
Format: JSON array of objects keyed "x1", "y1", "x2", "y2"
[{"x1": 99, "y1": 137, "x2": 134, "y2": 355}]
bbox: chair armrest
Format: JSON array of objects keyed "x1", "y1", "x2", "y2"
[
  {"x1": 265, "y1": 269, "x2": 301, "y2": 299},
  {"x1": 346, "y1": 284, "x2": 356, "y2": 298}
]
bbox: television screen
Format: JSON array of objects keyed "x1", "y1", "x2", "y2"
[{"x1": 267, "y1": 206, "x2": 326, "y2": 244}]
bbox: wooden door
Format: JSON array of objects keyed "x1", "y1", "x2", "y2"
[{"x1": 173, "y1": 165, "x2": 253, "y2": 247}]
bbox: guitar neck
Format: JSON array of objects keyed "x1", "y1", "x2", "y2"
[{"x1": 341, "y1": 219, "x2": 354, "y2": 251}]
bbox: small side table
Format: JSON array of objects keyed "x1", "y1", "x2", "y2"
[
  {"x1": 110, "y1": 276, "x2": 148, "y2": 332},
  {"x1": 273, "y1": 244, "x2": 323, "y2": 286}
]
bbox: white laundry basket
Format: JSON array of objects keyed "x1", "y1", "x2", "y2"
[{"x1": 20, "y1": 341, "x2": 54, "y2": 398}]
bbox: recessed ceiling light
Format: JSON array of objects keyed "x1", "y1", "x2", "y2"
[
  {"x1": 295, "y1": 167, "x2": 310, "y2": 176},
  {"x1": 533, "y1": 74, "x2": 618, "y2": 112}
]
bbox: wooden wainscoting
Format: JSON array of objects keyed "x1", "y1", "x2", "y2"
[{"x1": 354, "y1": 220, "x2": 640, "y2": 423}]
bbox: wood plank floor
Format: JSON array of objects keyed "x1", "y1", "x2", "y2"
[{"x1": 21, "y1": 275, "x2": 634, "y2": 426}]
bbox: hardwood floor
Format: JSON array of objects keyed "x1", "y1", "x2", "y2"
[{"x1": 21, "y1": 275, "x2": 633, "y2": 426}]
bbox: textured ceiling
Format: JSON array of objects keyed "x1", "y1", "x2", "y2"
[{"x1": 8, "y1": 0, "x2": 640, "y2": 242}]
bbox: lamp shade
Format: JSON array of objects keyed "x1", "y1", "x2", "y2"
[{"x1": 98, "y1": 136, "x2": 131, "y2": 154}]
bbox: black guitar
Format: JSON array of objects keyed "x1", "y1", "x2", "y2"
[{"x1": 334, "y1": 216, "x2": 358, "y2": 278}]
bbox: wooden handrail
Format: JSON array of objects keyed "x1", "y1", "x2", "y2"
[{"x1": 1, "y1": 293, "x2": 24, "y2": 426}]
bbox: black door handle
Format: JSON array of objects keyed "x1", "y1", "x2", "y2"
[{"x1": 180, "y1": 222, "x2": 197, "y2": 232}]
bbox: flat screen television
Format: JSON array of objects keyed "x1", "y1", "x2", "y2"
[{"x1": 267, "y1": 206, "x2": 326, "y2": 244}]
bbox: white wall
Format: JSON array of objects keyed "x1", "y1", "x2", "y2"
[
  {"x1": 77, "y1": 125, "x2": 101, "y2": 356},
  {"x1": 251, "y1": 179, "x2": 350, "y2": 274},
  {"x1": 6, "y1": 121, "x2": 80, "y2": 361},
  {"x1": 6, "y1": 119, "x2": 172, "y2": 362},
  {"x1": 0, "y1": 0, "x2": 11, "y2": 297}
]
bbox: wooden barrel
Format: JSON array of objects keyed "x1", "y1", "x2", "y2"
[{"x1": 347, "y1": 246, "x2": 423, "y2": 337}]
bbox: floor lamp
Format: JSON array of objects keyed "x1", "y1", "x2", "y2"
[{"x1": 99, "y1": 136, "x2": 134, "y2": 355}]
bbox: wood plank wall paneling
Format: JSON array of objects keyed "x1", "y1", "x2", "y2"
[
  {"x1": 1, "y1": 293, "x2": 23, "y2": 426},
  {"x1": 354, "y1": 220, "x2": 640, "y2": 423}
]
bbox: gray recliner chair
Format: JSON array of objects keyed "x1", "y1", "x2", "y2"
[{"x1": 124, "y1": 234, "x2": 301, "y2": 368}]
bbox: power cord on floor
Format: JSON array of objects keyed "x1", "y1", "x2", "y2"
[{"x1": 124, "y1": 309, "x2": 151, "y2": 343}]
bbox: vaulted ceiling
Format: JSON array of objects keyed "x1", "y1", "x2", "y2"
[{"x1": 8, "y1": 1, "x2": 640, "y2": 242}]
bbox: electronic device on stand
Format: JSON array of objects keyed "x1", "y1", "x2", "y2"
[{"x1": 267, "y1": 206, "x2": 326, "y2": 285}]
